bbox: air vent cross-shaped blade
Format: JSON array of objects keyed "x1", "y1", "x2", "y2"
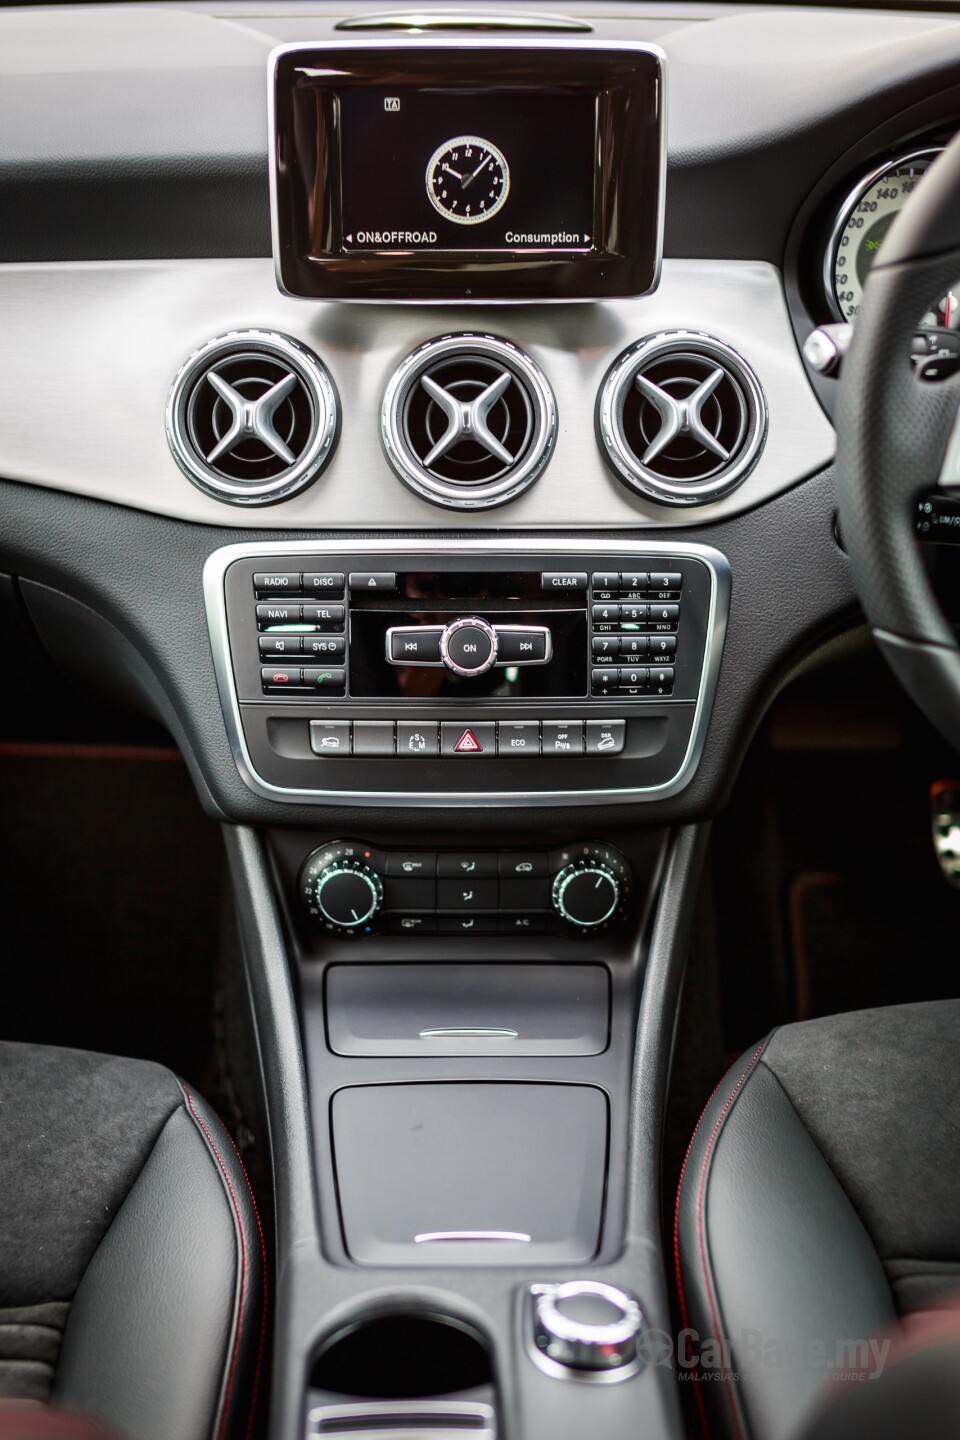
[
  {"x1": 635, "y1": 366, "x2": 730, "y2": 466},
  {"x1": 206, "y1": 370, "x2": 298, "y2": 466},
  {"x1": 421, "y1": 369, "x2": 514, "y2": 468}
]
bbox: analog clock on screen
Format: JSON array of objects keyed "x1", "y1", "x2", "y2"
[{"x1": 425, "y1": 135, "x2": 510, "y2": 225}]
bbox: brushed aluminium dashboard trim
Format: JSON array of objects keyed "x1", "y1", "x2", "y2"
[
  {"x1": 0, "y1": 259, "x2": 836, "y2": 529},
  {"x1": 202, "y1": 537, "x2": 731, "y2": 807},
  {"x1": 266, "y1": 36, "x2": 667, "y2": 306}
]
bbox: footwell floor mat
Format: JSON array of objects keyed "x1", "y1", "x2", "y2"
[{"x1": 0, "y1": 744, "x2": 223, "y2": 1083}]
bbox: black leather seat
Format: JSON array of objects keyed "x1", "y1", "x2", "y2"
[
  {"x1": 675, "y1": 999, "x2": 960, "y2": 1440},
  {"x1": 0, "y1": 1042, "x2": 265, "y2": 1440}
]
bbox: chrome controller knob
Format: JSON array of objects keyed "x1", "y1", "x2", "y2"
[
  {"x1": 552, "y1": 862, "x2": 621, "y2": 929},
  {"x1": 439, "y1": 616, "x2": 498, "y2": 677},
  {"x1": 531, "y1": 1281, "x2": 643, "y2": 1376}
]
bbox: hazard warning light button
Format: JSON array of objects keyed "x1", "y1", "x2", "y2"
[{"x1": 440, "y1": 722, "x2": 496, "y2": 757}]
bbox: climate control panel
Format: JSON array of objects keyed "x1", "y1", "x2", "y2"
[{"x1": 299, "y1": 839, "x2": 633, "y2": 939}]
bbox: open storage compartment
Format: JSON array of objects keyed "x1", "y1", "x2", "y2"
[{"x1": 331, "y1": 1081, "x2": 609, "y2": 1265}]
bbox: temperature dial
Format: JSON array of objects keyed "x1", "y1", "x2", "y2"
[
  {"x1": 301, "y1": 844, "x2": 384, "y2": 935},
  {"x1": 552, "y1": 861, "x2": 621, "y2": 930}
]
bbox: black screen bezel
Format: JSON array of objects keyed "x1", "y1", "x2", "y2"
[{"x1": 270, "y1": 42, "x2": 665, "y2": 302}]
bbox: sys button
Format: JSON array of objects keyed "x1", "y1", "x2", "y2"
[{"x1": 541, "y1": 572, "x2": 587, "y2": 592}]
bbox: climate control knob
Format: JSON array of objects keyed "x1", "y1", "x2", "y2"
[
  {"x1": 552, "y1": 861, "x2": 621, "y2": 929},
  {"x1": 303, "y1": 846, "x2": 385, "y2": 938}
]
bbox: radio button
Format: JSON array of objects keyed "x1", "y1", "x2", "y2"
[
  {"x1": 649, "y1": 572, "x2": 682, "y2": 594},
  {"x1": 592, "y1": 603, "x2": 620, "y2": 624},
  {"x1": 303, "y1": 635, "x2": 346, "y2": 659},
  {"x1": 620, "y1": 604, "x2": 649, "y2": 624},
  {"x1": 619, "y1": 667, "x2": 649, "y2": 690},
  {"x1": 438, "y1": 853, "x2": 499, "y2": 879},
  {"x1": 353, "y1": 721, "x2": 395, "y2": 757},
  {"x1": 302, "y1": 666, "x2": 346, "y2": 693},
  {"x1": 586, "y1": 720, "x2": 626, "y2": 755},
  {"x1": 309, "y1": 720, "x2": 351, "y2": 756},
  {"x1": 619, "y1": 571, "x2": 649, "y2": 593},
  {"x1": 302, "y1": 572, "x2": 345, "y2": 595},
  {"x1": 259, "y1": 634, "x2": 304, "y2": 658},
  {"x1": 389, "y1": 627, "x2": 443, "y2": 664},
  {"x1": 495, "y1": 627, "x2": 549, "y2": 664},
  {"x1": 592, "y1": 572, "x2": 619, "y2": 595},
  {"x1": 261, "y1": 665, "x2": 303, "y2": 691},
  {"x1": 542, "y1": 721, "x2": 584, "y2": 755},
  {"x1": 303, "y1": 603, "x2": 345, "y2": 627},
  {"x1": 254, "y1": 572, "x2": 301, "y2": 593},
  {"x1": 397, "y1": 722, "x2": 439, "y2": 756},
  {"x1": 257, "y1": 603, "x2": 301, "y2": 625},
  {"x1": 440, "y1": 722, "x2": 495, "y2": 756},
  {"x1": 498, "y1": 722, "x2": 540, "y2": 756},
  {"x1": 349, "y1": 572, "x2": 397, "y2": 594},
  {"x1": 541, "y1": 572, "x2": 587, "y2": 592}
]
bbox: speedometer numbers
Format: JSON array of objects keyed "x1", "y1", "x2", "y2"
[
  {"x1": 426, "y1": 135, "x2": 510, "y2": 226},
  {"x1": 830, "y1": 149, "x2": 952, "y2": 326}
]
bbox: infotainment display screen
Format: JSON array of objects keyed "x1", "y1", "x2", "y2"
[
  {"x1": 338, "y1": 89, "x2": 597, "y2": 256},
  {"x1": 270, "y1": 43, "x2": 665, "y2": 301}
]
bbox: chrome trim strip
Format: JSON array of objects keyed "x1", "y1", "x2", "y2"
[
  {"x1": 202, "y1": 538, "x2": 731, "y2": 807},
  {"x1": 415, "y1": 1230, "x2": 531, "y2": 1243},
  {"x1": 267, "y1": 37, "x2": 666, "y2": 306},
  {"x1": 419, "y1": 1027, "x2": 520, "y2": 1039}
]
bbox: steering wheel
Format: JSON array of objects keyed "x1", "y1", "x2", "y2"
[{"x1": 837, "y1": 132, "x2": 960, "y2": 751}]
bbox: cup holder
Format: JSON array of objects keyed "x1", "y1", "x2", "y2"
[{"x1": 311, "y1": 1313, "x2": 493, "y2": 1400}]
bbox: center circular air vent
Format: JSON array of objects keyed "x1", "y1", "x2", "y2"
[
  {"x1": 597, "y1": 332, "x2": 767, "y2": 506},
  {"x1": 381, "y1": 334, "x2": 557, "y2": 510},
  {"x1": 166, "y1": 331, "x2": 339, "y2": 505}
]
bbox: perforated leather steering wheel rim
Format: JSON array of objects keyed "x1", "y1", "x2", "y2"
[{"x1": 836, "y1": 132, "x2": 960, "y2": 751}]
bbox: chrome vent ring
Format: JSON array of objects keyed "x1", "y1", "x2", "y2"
[
  {"x1": 166, "y1": 331, "x2": 339, "y2": 505},
  {"x1": 381, "y1": 334, "x2": 557, "y2": 510},
  {"x1": 597, "y1": 332, "x2": 767, "y2": 506}
]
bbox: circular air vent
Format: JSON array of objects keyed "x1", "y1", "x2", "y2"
[
  {"x1": 381, "y1": 335, "x2": 557, "y2": 510},
  {"x1": 166, "y1": 331, "x2": 339, "y2": 505},
  {"x1": 597, "y1": 332, "x2": 767, "y2": 506}
]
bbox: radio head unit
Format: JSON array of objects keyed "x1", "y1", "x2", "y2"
[
  {"x1": 204, "y1": 541, "x2": 731, "y2": 807},
  {"x1": 269, "y1": 41, "x2": 665, "y2": 302}
]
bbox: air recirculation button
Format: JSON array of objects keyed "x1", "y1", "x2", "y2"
[
  {"x1": 597, "y1": 331, "x2": 767, "y2": 507},
  {"x1": 166, "y1": 330, "x2": 340, "y2": 505}
]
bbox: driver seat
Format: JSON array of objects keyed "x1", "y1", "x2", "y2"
[{"x1": 675, "y1": 999, "x2": 960, "y2": 1440}]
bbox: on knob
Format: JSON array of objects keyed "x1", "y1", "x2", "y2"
[
  {"x1": 439, "y1": 617, "x2": 498, "y2": 677},
  {"x1": 314, "y1": 863, "x2": 383, "y2": 930},
  {"x1": 552, "y1": 862, "x2": 620, "y2": 929},
  {"x1": 530, "y1": 1281, "x2": 643, "y2": 1377}
]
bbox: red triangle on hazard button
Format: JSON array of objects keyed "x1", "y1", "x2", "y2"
[{"x1": 454, "y1": 728, "x2": 483, "y2": 753}]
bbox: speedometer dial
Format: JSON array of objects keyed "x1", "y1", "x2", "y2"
[{"x1": 829, "y1": 149, "x2": 946, "y2": 324}]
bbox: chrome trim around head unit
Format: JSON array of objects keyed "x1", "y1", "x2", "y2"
[{"x1": 203, "y1": 538, "x2": 731, "y2": 808}]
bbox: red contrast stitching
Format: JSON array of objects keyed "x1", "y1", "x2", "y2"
[
  {"x1": 694, "y1": 1043, "x2": 766, "y2": 1440},
  {"x1": 183, "y1": 1087, "x2": 249, "y2": 1440},
  {"x1": 223, "y1": 1126, "x2": 269, "y2": 1440}
]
